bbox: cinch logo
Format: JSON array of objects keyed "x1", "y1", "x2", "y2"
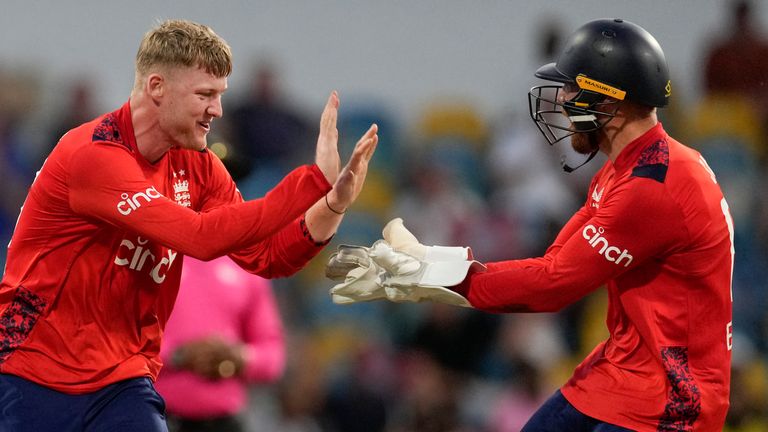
[
  {"x1": 114, "y1": 236, "x2": 178, "y2": 284},
  {"x1": 117, "y1": 187, "x2": 162, "y2": 215},
  {"x1": 582, "y1": 224, "x2": 633, "y2": 267}
]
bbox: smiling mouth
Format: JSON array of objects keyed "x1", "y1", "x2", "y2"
[{"x1": 198, "y1": 121, "x2": 211, "y2": 132}]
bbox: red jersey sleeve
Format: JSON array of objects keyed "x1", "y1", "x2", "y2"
[
  {"x1": 67, "y1": 141, "x2": 330, "y2": 265},
  {"x1": 464, "y1": 177, "x2": 686, "y2": 313},
  {"x1": 192, "y1": 149, "x2": 329, "y2": 278}
]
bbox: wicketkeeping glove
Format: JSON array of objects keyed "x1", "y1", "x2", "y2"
[
  {"x1": 325, "y1": 218, "x2": 485, "y2": 308},
  {"x1": 326, "y1": 245, "x2": 388, "y2": 305}
]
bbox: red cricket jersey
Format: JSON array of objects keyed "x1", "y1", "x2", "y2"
[
  {"x1": 0, "y1": 101, "x2": 331, "y2": 394},
  {"x1": 460, "y1": 123, "x2": 732, "y2": 431}
]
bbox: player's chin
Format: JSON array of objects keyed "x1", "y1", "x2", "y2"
[
  {"x1": 179, "y1": 136, "x2": 207, "y2": 151},
  {"x1": 192, "y1": 130, "x2": 209, "y2": 150},
  {"x1": 193, "y1": 124, "x2": 210, "y2": 149}
]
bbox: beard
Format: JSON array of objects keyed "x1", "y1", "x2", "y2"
[{"x1": 570, "y1": 131, "x2": 600, "y2": 155}]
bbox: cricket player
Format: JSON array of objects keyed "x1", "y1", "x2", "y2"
[
  {"x1": 0, "y1": 19, "x2": 377, "y2": 431},
  {"x1": 330, "y1": 18, "x2": 732, "y2": 431}
]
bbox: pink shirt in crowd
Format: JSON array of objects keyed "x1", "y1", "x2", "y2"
[{"x1": 155, "y1": 256, "x2": 286, "y2": 419}]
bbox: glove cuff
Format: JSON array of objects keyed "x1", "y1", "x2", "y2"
[{"x1": 424, "y1": 246, "x2": 471, "y2": 262}]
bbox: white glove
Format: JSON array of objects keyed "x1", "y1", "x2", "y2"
[
  {"x1": 328, "y1": 242, "x2": 433, "y2": 305},
  {"x1": 371, "y1": 240, "x2": 482, "y2": 307},
  {"x1": 326, "y1": 240, "x2": 483, "y2": 308},
  {"x1": 369, "y1": 240, "x2": 482, "y2": 288},
  {"x1": 326, "y1": 218, "x2": 483, "y2": 308},
  {"x1": 383, "y1": 218, "x2": 472, "y2": 262},
  {"x1": 327, "y1": 245, "x2": 387, "y2": 305}
]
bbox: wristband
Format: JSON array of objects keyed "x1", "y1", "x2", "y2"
[{"x1": 325, "y1": 195, "x2": 346, "y2": 215}]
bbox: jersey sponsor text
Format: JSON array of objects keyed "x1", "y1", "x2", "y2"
[
  {"x1": 582, "y1": 224, "x2": 633, "y2": 267},
  {"x1": 116, "y1": 187, "x2": 162, "y2": 216},
  {"x1": 114, "y1": 235, "x2": 178, "y2": 284}
]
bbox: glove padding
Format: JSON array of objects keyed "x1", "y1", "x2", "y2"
[
  {"x1": 326, "y1": 245, "x2": 371, "y2": 281},
  {"x1": 383, "y1": 218, "x2": 472, "y2": 262},
  {"x1": 328, "y1": 252, "x2": 388, "y2": 305},
  {"x1": 326, "y1": 221, "x2": 485, "y2": 308},
  {"x1": 369, "y1": 240, "x2": 483, "y2": 289}
]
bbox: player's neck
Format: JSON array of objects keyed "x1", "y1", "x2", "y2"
[
  {"x1": 600, "y1": 112, "x2": 658, "y2": 162},
  {"x1": 130, "y1": 94, "x2": 173, "y2": 164}
]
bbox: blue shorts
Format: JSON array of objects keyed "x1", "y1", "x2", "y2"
[
  {"x1": 0, "y1": 374, "x2": 168, "y2": 432},
  {"x1": 522, "y1": 390, "x2": 634, "y2": 432}
]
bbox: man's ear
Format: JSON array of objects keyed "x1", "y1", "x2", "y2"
[{"x1": 147, "y1": 73, "x2": 164, "y2": 100}]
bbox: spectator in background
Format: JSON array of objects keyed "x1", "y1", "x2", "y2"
[
  {"x1": 155, "y1": 255, "x2": 285, "y2": 432},
  {"x1": 0, "y1": 113, "x2": 31, "y2": 266},
  {"x1": 394, "y1": 154, "x2": 485, "y2": 252},
  {"x1": 0, "y1": 112, "x2": 29, "y2": 233},
  {"x1": 703, "y1": 0, "x2": 768, "y2": 133},
  {"x1": 0, "y1": 69, "x2": 39, "y2": 266},
  {"x1": 229, "y1": 62, "x2": 314, "y2": 193},
  {"x1": 703, "y1": 0, "x2": 768, "y2": 93},
  {"x1": 47, "y1": 79, "x2": 98, "y2": 152},
  {"x1": 488, "y1": 359, "x2": 548, "y2": 432},
  {"x1": 487, "y1": 16, "x2": 593, "y2": 258},
  {"x1": 406, "y1": 304, "x2": 498, "y2": 377},
  {"x1": 386, "y1": 351, "x2": 463, "y2": 432}
]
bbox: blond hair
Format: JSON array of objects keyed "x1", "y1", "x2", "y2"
[{"x1": 135, "y1": 19, "x2": 232, "y2": 84}]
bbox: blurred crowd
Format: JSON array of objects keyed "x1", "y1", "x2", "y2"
[{"x1": 2, "y1": 3, "x2": 767, "y2": 431}]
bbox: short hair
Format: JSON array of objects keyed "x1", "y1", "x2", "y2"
[{"x1": 135, "y1": 19, "x2": 232, "y2": 80}]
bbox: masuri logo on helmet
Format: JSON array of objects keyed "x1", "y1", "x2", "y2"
[{"x1": 575, "y1": 75, "x2": 626, "y2": 101}]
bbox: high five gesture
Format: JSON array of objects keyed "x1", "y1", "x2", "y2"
[{"x1": 306, "y1": 91, "x2": 378, "y2": 241}]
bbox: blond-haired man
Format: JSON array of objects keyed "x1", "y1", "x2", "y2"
[{"x1": 0, "y1": 19, "x2": 377, "y2": 431}]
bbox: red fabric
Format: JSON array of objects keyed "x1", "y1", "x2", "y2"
[
  {"x1": 460, "y1": 124, "x2": 732, "y2": 431},
  {"x1": 0, "y1": 101, "x2": 331, "y2": 393}
]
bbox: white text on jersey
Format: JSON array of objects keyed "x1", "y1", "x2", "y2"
[
  {"x1": 582, "y1": 224, "x2": 633, "y2": 267},
  {"x1": 117, "y1": 187, "x2": 162, "y2": 216},
  {"x1": 114, "y1": 236, "x2": 178, "y2": 284}
]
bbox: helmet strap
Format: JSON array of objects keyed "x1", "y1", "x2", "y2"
[{"x1": 562, "y1": 149, "x2": 599, "y2": 173}]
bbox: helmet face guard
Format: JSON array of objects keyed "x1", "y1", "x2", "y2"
[
  {"x1": 527, "y1": 84, "x2": 620, "y2": 172},
  {"x1": 527, "y1": 84, "x2": 620, "y2": 147}
]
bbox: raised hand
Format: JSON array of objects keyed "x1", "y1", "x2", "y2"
[
  {"x1": 315, "y1": 91, "x2": 341, "y2": 186},
  {"x1": 326, "y1": 123, "x2": 378, "y2": 212}
]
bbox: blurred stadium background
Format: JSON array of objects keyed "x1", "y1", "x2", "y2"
[{"x1": 1, "y1": 1, "x2": 766, "y2": 430}]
